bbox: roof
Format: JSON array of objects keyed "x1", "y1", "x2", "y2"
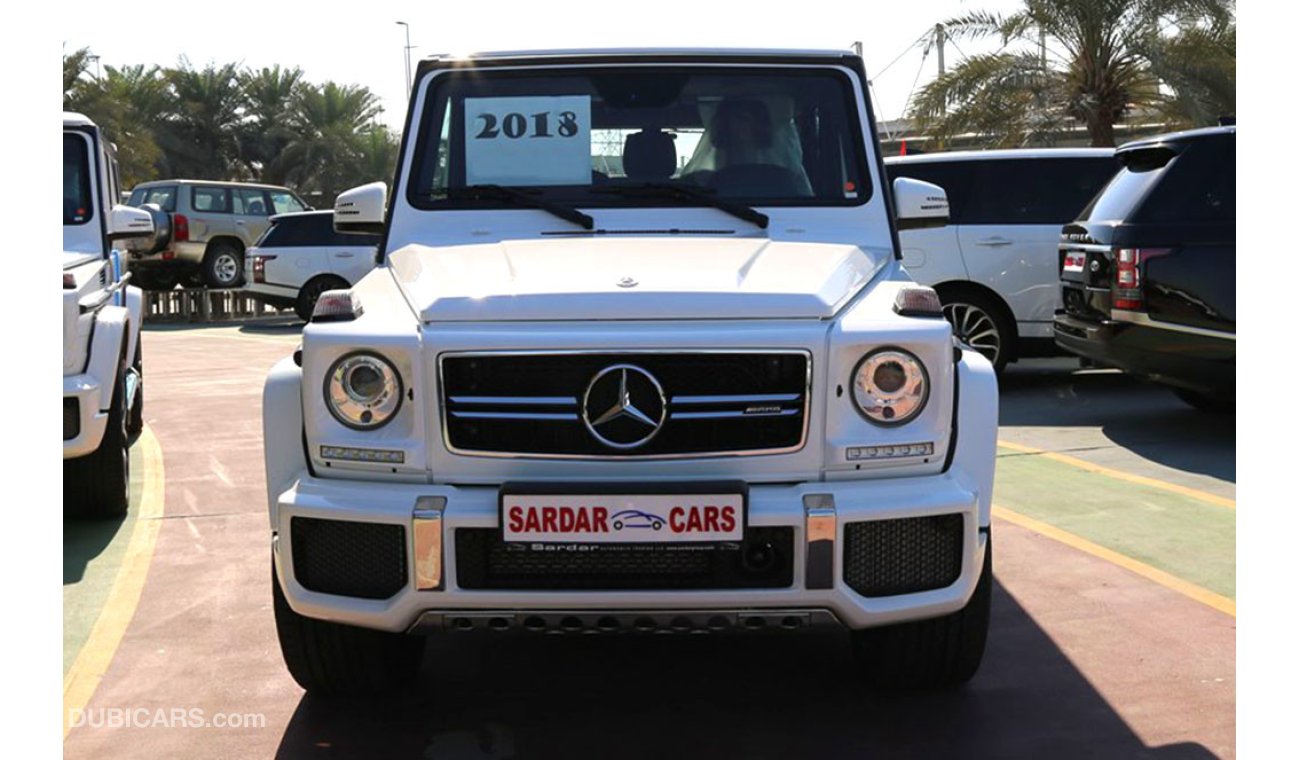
[
  {"x1": 434, "y1": 47, "x2": 853, "y2": 62},
  {"x1": 63, "y1": 111, "x2": 96, "y2": 128},
  {"x1": 885, "y1": 147, "x2": 1115, "y2": 164},
  {"x1": 268, "y1": 210, "x2": 332, "y2": 222},
  {"x1": 1117, "y1": 125, "x2": 1235, "y2": 152},
  {"x1": 130, "y1": 178, "x2": 296, "y2": 191}
]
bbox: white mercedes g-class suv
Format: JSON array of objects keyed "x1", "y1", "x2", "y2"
[
  {"x1": 64, "y1": 112, "x2": 155, "y2": 518},
  {"x1": 264, "y1": 49, "x2": 998, "y2": 695}
]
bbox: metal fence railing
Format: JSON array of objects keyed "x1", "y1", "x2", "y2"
[{"x1": 144, "y1": 288, "x2": 293, "y2": 323}]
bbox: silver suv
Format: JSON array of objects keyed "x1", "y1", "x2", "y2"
[{"x1": 126, "y1": 179, "x2": 311, "y2": 289}]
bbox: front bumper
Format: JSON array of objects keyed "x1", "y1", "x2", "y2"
[
  {"x1": 63, "y1": 375, "x2": 108, "y2": 459},
  {"x1": 272, "y1": 469, "x2": 989, "y2": 634}
]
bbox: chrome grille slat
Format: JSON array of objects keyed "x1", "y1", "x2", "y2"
[
  {"x1": 449, "y1": 411, "x2": 580, "y2": 421},
  {"x1": 670, "y1": 393, "x2": 802, "y2": 405},
  {"x1": 448, "y1": 395, "x2": 577, "y2": 406},
  {"x1": 670, "y1": 409, "x2": 801, "y2": 420}
]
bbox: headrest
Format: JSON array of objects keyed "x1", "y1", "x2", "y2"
[
  {"x1": 710, "y1": 99, "x2": 774, "y2": 150},
  {"x1": 623, "y1": 130, "x2": 677, "y2": 181}
]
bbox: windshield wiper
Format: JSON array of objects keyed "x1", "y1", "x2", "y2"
[
  {"x1": 443, "y1": 184, "x2": 594, "y2": 230},
  {"x1": 593, "y1": 182, "x2": 769, "y2": 229}
]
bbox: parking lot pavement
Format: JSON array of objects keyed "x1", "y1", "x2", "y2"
[{"x1": 63, "y1": 327, "x2": 1234, "y2": 759}]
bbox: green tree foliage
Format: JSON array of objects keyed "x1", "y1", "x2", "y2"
[
  {"x1": 61, "y1": 51, "x2": 395, "y2": 204},
  {"x1": 910, "y1": 0, "x2": 1235, "y2": 147}
]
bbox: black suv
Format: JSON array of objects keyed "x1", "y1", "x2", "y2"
[{"x1": 1053, "y1": 126, "x2": 1235, "y2": 411}]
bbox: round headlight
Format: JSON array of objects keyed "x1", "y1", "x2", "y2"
[
  {"x1": 851, "y1": 348, "x2": 929, "y2": 425},
  {"x1": 325, "y1": 352, "x2": 403, "y2": 430}
]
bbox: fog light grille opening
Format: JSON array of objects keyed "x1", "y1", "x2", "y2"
[
  {"x1": 291, "y1": 517, "x2": 407, "y2": 599},
  {"x1": 64, "y1": 398, "x2": 80, "y2": 441},
  {"x1": 843, "y1": 514, "x2": 963, "y2": 597}
]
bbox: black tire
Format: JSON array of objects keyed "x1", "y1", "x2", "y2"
[
  {"x1": 64, "y1": 356, "x2": 131, "y2": 520},
  {"x1": 294, "y1": 275, "x2": 349, "y2": 322},
  {"x1": 127, "y1": 340, "x2": 144, "y2": 441},
  {"x1": 272, "y1": 567, "x2": 425, "y2": 695},
  {"x1": 202, "y1": 241, "x2": 244, "y2": 288},
  {"x1": 850, "y1": 535, "x2": 992, "y2": 690},
  {"x1": 938, "y1": 289, "x2": 1015, "y2": 374},
  {"x1": 1173, "y1": 388, "x2": 1235, "y2": 414}
]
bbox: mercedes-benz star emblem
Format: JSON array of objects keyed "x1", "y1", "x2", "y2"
[{"x1": 581, "y1": 364, "x2": 666, "y2": 449}]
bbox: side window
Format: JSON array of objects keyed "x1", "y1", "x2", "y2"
[
  {"x1": 886, "y1": 161, "x2": 972, "y2": 224},
  {"x1": 192, "y1": 186, "x2": 231, "y2": 213},
  {"x1": 965, "y1": 159, "x2": 1115, "y2": 226},
  {"x1": 143, "y1": 187, "x2": 178, "y2": 212},
  {"x1": 269, "y1": 191, "x2": 307, "y2": 215},
  {"x1": 1138, "y1": 139, "x2": 1235, "y2": 224},
  {"x1": 262, "y1": 218, "x2": 301, "y2": 246},
  {"x1": 234, "y1": 188, "x2": 270, "y2": 216}
]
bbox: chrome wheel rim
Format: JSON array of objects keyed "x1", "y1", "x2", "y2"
[
  {"x1": 214, "y1": 254, "x2": 239, "y2": 284},
  {"x1": 943, "y1": 301, "x2": 1002, "y2": 367}
]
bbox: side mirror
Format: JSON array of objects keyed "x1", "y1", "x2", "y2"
[
  {"x1": 335, "y1": 182, "x2": 387, "y2": 235},
  {"x1": 893, "y1": 177, "x2": 949, "y2": 231},
  {"x1": 106, "y1": 204, "x2": 155, "y2": 241}
]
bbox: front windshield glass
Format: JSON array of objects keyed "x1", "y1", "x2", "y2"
[
  {"x1": 64, "y1": 133, "x2": 93, "y2": 225},
  {"x1": 410, "y1": 66, "x2": 871, "y2": 209}
]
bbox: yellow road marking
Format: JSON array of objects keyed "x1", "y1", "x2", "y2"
[
  {"x1": 997, "y1": 439, "x2": 1235, "y2": 510},
  {"x1": 993, "y1": 504, "x2": 1235, "y2": 617},
  {"x1": 63, "y1": 425, "x2": 166, "y2": 739}
]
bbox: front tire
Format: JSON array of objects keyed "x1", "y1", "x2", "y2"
[
  {"x1": 272, "y1": 566, "x2": 425, "y2": 695},
  {"x1": 294, "y1": 275, "x2": 349, "y2": 322},
  {"x1": 64, "y1": 358, "x2": 131, "y2": 520},
  {"x1": 850, "y1": 534, "x2": 992, "y2": 690},
  {"x1": 202, "y1": 242, "x2": 244, "y2": 288}
]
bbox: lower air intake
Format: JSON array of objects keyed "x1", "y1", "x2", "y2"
[
  {"x1": 291, "y1": 517, "x2": 407, "y2": 600},
  {"x1": 843, "y1": 514, "x2": 964, "y2": 597}
]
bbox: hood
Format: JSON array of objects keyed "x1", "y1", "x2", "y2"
[
  {"x1": 388, "y1": 237, "x2": 887, "y2": 322},
  {"x1": 63, "y1": 250, "x2": 100, "y2": 270}
]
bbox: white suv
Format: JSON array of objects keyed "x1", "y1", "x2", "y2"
[
  {"x1": 263, "y1": 49, "x2": 999, "y2": 695},
  {"x1": 886, "y1": 149, "x2": 1118, "y2": 371},
  {"x1": 243, "y1": 210, "x2": 380, "y2": 321},
  {"x1": 64, "y1": 113, "x2": 155, "y2": 518}
]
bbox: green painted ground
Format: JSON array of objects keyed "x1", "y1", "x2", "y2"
[
  {"x1": 994, "y1": 447, "x2": 1236, "y2": 599},
  {"x1": 63, "y1": 446, "x2": 143, "y2": 675}
]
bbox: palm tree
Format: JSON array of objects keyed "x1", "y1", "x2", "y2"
[
  {"x1": 282, "y1": 82, "x2": 385, "y2": 203},
  {"x1": 910, "y1": 0, "x2": 1234, "y2": 147},
  {"x1": 157, "y1": 59, "x2": 244, "y2": 179},
  {"x1": 63, "y1": 47, "x2": 94, "y2": 108},
  {"x1": 238, "y1": 65, "x2": 307, "y2": 183}
]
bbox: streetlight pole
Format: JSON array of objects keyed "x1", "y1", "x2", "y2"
[{"x1": 395, "y1": 21, "x2": 412, "y2": 94}]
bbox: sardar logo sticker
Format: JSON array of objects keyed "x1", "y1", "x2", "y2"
[{"x1": 464, "y1": 95, "x2": 592, "y2": 187}]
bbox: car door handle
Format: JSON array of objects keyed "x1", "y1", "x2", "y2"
[
  {"x1": 334, "y1": 252, "x2": 355, "y2": 258},
  {"x1": 974, "y1": 237, "x2": 1012, "y2": 247}
]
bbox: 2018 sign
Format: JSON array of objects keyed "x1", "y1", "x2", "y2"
[{"x1": 464, "y1": 96, "x2": 591, "y2": 187}]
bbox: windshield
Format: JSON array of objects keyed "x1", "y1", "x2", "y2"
[
  {"x1": 409, "y1": 66, "x2": 870, "y2": 210},
  {"x1": 64, "y1": 133, "x2": 93, "y2": 225}
]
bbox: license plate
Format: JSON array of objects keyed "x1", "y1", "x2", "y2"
[{"x1": 500, "y1": 487, "x2": 745, "y2": 543}]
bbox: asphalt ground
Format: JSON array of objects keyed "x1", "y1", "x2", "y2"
[{"x1": 63, "y1": 325, "x2": 1235, "y2": 758}]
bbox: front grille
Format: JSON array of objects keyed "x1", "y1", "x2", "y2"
[
  {"x1": 440, "y1": 352, "x2": 809, "y2": 457},
  {"x1": 455, "y1": 527, "x2": 793, "y2": 590},
  {"x1": 291, "y1": 517, "x2": 407, "y2": 599},
  {"x1": 843, "y1": 514, "x2": 963, "y2": 597},
  {"x1": 64, "y1": 398, "x2": 79, "y2": 441}
]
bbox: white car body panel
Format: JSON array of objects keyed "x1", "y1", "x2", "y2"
[
  {"x1": 956, "y1": 222, "x2": 1063, "y2": 338},
  {"x1": 389, "y1": 237, "x2": 887, "y2": 322},
  {"x1": 64, "y1": 113, "x2": 143, "y2": 460}
]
